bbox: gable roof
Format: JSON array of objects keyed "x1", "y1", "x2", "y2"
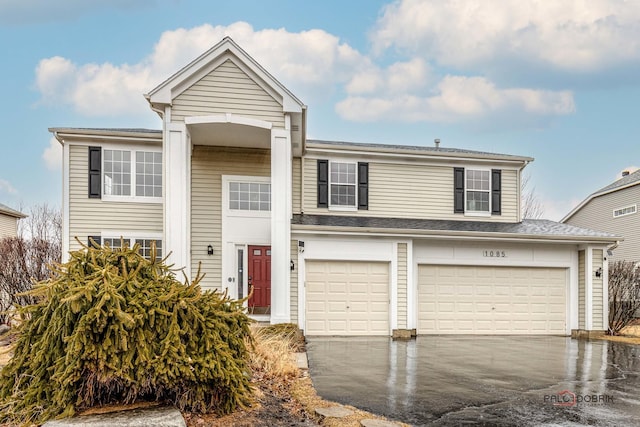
[
  {"x1": 145, "y1": 37, "x2": 305, "y2": 113},
  {"x1": 0, "y1": 203, "x2": 26, "y2": 219},
  {"x1": 561, "y1": 169, "x2": 640, "y2": 222}
]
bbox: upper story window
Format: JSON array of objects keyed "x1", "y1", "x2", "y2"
[
  {"x1": 101, "y1": 148, "x2": 162, "y2": 201},
  {"x1": 466, "y1": 169, "x2": 491, "y2": 213},
  {"x1": 229, "y1": 181, "x2": 271, "y2": 211},
  {"x1": 454, "y1": 167, "x2": 501, "y2": 216},
  {"x1": 330, "y1": 162, "x2": 357, "y2": 207},
  {"x1": 613, "y1": 204, "x2": 636, "y2": 218}
]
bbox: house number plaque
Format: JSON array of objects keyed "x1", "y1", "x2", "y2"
[{"x1": 482, "y1": 250, "x2": 507, "y2": 258}]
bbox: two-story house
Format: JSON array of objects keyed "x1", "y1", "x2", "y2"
[
  {"x1": 51, "y1": 37, "x2": 618, "y2": 337},
  {"x1": 0, "y1": 203, "x2": 26, "y2": 239},
  {"x1": 562, "y1": 169, "x2": 640, "y2": 262}
]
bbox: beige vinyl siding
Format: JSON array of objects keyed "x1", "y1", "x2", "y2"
[
  {"x1": 578, "y1": 250, "x2": 585, "y2": 329},
  {"x1": 0, "y1": 214, "x2": 18, "y2": 239},
  {"x1": 68, "y1": 145, "x2": 163, "y2": 253},
  {"x1": 592, "y1": 249, "x2": 604, "y2": 330},
  {"x1": 397, "y1": 243, "x2": 408, "y2": 329},
  {"x1": 565, "y1": 185, "x2": 640, "y2": 262},
  {"x1": 172, "y1": 60, "x2": 285, "y2": 128},
  {"x1": 302, "y1": 158, "x2": 519, "y2": 222},
  {"x1": 292, "y1": 157, "x2": 301, "y2": 214},
  {"x1": 191, "y1": 146, "x2": 270, "y2": 290},
  {"x1": 290, "y1": 239, "x2": 298, "y2": 324}
]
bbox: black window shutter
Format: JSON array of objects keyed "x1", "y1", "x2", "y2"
[
  {"x1": 357, "y1": 162, "x2": 369, "y2": 210},
  {"x1": 88, "y1": 146, "x2": 101, "y2": 198},
  {"x1": 317, "y1": 160, "x2": 328, "y2": 208},
  {"x1": 454, "y1": 167, "x2": 465, "y2": 213},
  {"x1": 491, "y1": 169, "x2": 502, "y2": 215},
  {"x1": 88, "y1": 236, "x2": 101, "y2": 247}
]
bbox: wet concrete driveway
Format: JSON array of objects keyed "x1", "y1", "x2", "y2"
[{"x1": 306, "y1": 336, "x2": 640, "y2": 426}]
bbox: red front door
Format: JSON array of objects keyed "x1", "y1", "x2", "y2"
[{"x1": 248, "y1": 245, "x2": 271, "y2": 311}]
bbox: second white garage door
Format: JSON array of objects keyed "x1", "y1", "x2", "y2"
[
  {"x1": 305, "y1": 260, "x2": 389, "y2": 336},
  {"x1": 418, "y1": 265, "x2": 567, "y2": 335}
]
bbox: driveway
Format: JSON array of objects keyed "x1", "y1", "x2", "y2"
[{"x1": 306, "y1": 336, "x2": 640, "y2": 426}]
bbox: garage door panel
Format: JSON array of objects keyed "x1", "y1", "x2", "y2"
[
  {"x1": 419, "y1": 265, "x2": 567, "y2": 335},
  {"x1": 306, "y1": 261, "x2": 389, "y2": 336}
]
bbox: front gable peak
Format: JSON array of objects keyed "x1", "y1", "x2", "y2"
[{"x1": 145, "y1": 37, "x2": 304, "y2": 114}]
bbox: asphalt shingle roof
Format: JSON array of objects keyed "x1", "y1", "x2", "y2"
[
  {"x1": 292, "y1": 214, "x2": 618, "y2": 241},
  {"x1": 0, "y1": 203, "x2": 26, "y2": 218},
  {"x1": 593, "y1": 169, "x2": 640, "y2": 195}
]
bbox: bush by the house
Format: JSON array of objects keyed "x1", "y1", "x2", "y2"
[
  {"x1": 609, "y1": 260, "x2": 640, "y2": 335},
  {"x1": 0, "y1": 240, "x2": 253, "y2": 425}
]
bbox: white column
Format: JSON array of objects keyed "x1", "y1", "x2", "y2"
[
  {"x1": 602, "y1": 249, "x2": 609, "y2": 332},
  {"x1": 270, "y1": 129, "x2": 291, "y2": 324},
  {"x1": 164, "y1": 123, "x2": 191, "y2": 278},
  {"x1": 585, "y1": 246, "x2": 593, "y2": 330}
]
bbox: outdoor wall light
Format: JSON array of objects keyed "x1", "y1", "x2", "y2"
[
  {"x1": 290, "y1": 260, "x2": 295, "y2": 271},
  {"x1": 594, "y1": 267, "x2": 602, "y2": 278},
  {"x1": 207, "y1": 245, "x2": 214, "y2": 255}
]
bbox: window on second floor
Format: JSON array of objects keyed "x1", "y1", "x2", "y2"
[
  {"x1": 102, "y1": 148, "x2": 162, "y2": 200},
  {"x1": 466, "y1": 169, "x2": 491, "y2": 213},
  {"x1": 229, "y1": 181, "x2": 271, "y2": 211},
  {"x1": 330, "y1": 161, "x2": 357, "y2": 207}
]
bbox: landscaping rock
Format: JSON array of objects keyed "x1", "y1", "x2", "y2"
[
  {"x1": 315, "y1": 406, "x2": 354, "y2": 418},
  {"x1": 43, "y1": 406, "x2": 186, "y2": 427},
  {"x1": 0, "y1": 324, "x2": 9, "y2": 336},
  {"x1": 361, "y1": 418, "x2": 402, "y2": 427}
]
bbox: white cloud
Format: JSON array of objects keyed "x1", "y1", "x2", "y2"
[
  {"x1": 42, "y1": 137, "x2": 62, "y2": 171},
  {"x1": 34, "y1": 22, "x2": 371, "y2": 117},
  {"x1": 0, "y1": 179, "x2": 17, "y2": 195},
  {"x1": 337, "y1": 75, "x2": 574, "y2": 123},
  {"x1": 372, "y1": 0, "x2": 640, "y2": 72}
]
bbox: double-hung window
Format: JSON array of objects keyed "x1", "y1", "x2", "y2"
[
  {"x1": 103, "y1": 148, "x2": 162, "y2": 200},
  {"x1": 330, "y1": 161, "x2": 357, "y2": 208},
  {"x1": 465, "y1": 169, "x2": 491, "y2": 213}
]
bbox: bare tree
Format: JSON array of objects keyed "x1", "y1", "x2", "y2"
[
  {"x1": 608, "y1": 260, "x2": 640, "y2": 335},
  {"x1": 0, "y1": 204, "x2": 62, "y2": 324},
  {"x1": 521, "y1": 173, "x2": 545, "y2": 219}
]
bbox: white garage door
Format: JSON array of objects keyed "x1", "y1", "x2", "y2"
[
  {"x1": 305, "y1": 261, "x2": 389, "y2": 336},
  {"x1": 418, "y1": 265, "x2": 567, "y2": 335}
]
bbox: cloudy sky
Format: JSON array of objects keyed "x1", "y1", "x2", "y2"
[{"x1": 1, "y1": 0, "x2": 639, "y2": 220}]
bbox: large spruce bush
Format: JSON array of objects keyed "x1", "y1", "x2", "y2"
[{"x1": 0, "y1": 240, "x2": 252, "y2": 424}]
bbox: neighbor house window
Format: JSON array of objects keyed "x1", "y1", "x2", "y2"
[
  {"x1": 466, "y1": 169, "x2": 490, "y2": 213},
  {"x1": 330, "y1": 161, "x2": 357, "y2": 207},
  {"x1": 613, "y1": 204, "x2": 637, "y2": 218},
  {"x1": 103, "y1": 149, "x2": 162, "y2": 199},
  {"x1": 102, "y1": 237, "x2": 162, "y2": 259},
  {"x1": 229, "y1": 182, "x2": 271, "y2": 211}
]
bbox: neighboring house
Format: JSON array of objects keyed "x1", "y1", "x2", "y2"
[
  {"x1": 51, "y1": 37, "x2": 619, "y2": 337},
  {"x1": 0, "y1": 203, "x2": 26, "y2": 239},
  {"x1": 562, "y1": 170, "x2": 640, "y2": 262}
]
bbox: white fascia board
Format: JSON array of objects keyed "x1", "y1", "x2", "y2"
[{"x1": 185, "y1": 114, "x2": 273, "y2": 129}]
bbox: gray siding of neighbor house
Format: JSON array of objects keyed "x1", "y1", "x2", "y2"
[
  {"x1": 0, "y1": 214, "x2": 18, "y2": 239},
  {"x1": 302, "y1": 158, "x2": 519, "y2": 222},
  {"x1": 171, "y1": 59, "x2": 285, "y2": 128},
  {"x1": 68, "y1": 144, "x2": 163, "y2": 253},
  {"x1": 565, "y1": 185, "x2": 640, "y2": 262},
  {"x1": 191, "y1": 146, "x2": 270, "y2": 290}
]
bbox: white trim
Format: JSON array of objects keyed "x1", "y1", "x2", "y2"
[
  {"x1": 562, "y1": 183, "x2": 640, "y2": 223},
  {"x1": 406, "y1": 239, "x2": 415, "y2": 330},
  {"x1": 185, "y1": 113, "x2": 273, "y2": 130},
  {"x1": 603, "y1": 252, "x2": 609, "y2": 332},
  {"x1": 304, "y1": 152, "x2": 524, "y2": 169},
  {"x1": 62, "y1": 142, "x2": 70, "y2": 262},
  {"x1": 100, "y1": 230, "x2": 163, "y2": 239},
  {"x1": 569, "y1": 250, "x2": 579, "y2": 332},
  {"x1": 297, "y1": 241, "x2": 306, "y2": 329},
  {"x1": 391, "y1": 243, "x2": 398, "y2": 330},
  {"x1": 613, "y1": 204, "x2": 637, "y2": 218}
]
